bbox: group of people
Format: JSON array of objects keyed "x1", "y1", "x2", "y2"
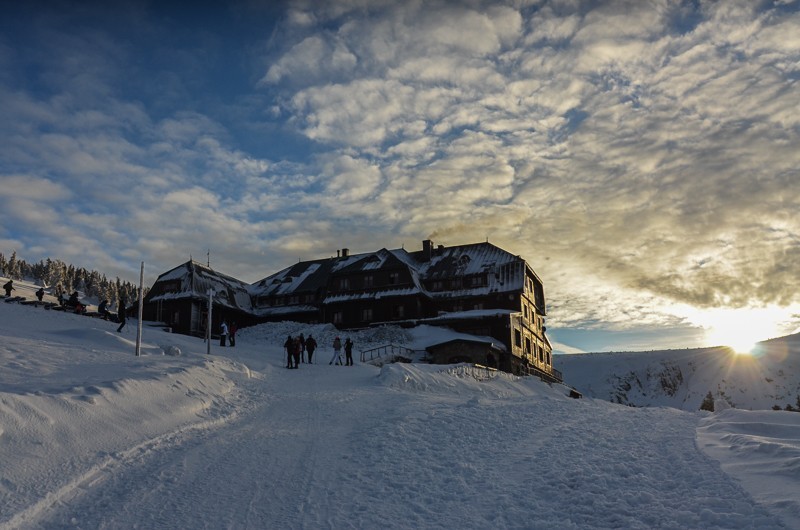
[
  {"x1": 219, "y1": 321, "x2": 238, "y2": 347},
  {"x1": 283, "y1": 333, "x2": 318, "y2": 368},
  {"x1": 2, "y1": 280, "x2": 129, "y2": 332},
  {"x1": 330, "y1": 336, "x2": 354, "y2": 366}
]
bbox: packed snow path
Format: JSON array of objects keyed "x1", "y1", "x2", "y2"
[{"x1": 9, "y1": 363, "x2": 783, "y2": 529}]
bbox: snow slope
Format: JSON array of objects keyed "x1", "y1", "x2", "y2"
[
  {"x1": 1, "y1": 278, "x2": 799, "y2": 528},
  {"x1": 555, "y1": 341, "x2": 800, "y2": 411}
]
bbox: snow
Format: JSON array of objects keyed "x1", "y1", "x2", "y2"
[{"x1": 1, "y1": 277, "x2": 799, "y2": 529}]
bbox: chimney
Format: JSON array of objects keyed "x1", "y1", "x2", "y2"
[
  {"x1": 342, "y1": 248, "x2": 349, "y2": 258},
  {"x1": 422, "y1": 240, "x2": 433, "y2": 261},
  {"x1": 336, "y1": 250, "x2": 340, "y2": 258}
]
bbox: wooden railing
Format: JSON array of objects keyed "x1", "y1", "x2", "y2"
[{"x1": 360, "y1": 344, "x2": 419, "y2": 364}]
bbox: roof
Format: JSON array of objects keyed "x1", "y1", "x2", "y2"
[
  {"x1": 145, "y1": 261, "x2": 253, "y2": 312},
  {"x1": 148, "y1": 241, "x2": 544, "y2": 314},
  {"x1": 415, "y1": 242, "x2": 526, "y2": 294}
]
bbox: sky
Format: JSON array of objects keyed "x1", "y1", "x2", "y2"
[{"x1": 1, "y1": 0, "x2": 799, "y2": 354}]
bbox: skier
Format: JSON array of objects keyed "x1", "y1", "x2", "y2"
[
  {"x1": 35, "y1": 287, "x2": 45, "y2": 302},
  {"x1": 219, "y1": 321, "x2": 228, "y2": 347},
  {"x1": 344, "y1": 338, "x2": 354, "y2": 366},
  {"x1": 306, "y1": 334, "x2": 317, "y2": 364},
  {"x1": 3, "y1": 280, "x2": 14, "y2": 297},
  {"x1": 292, "y1": 336, "x2": 301, "y2": 369},
  {"x1": 330, "y1": 336, "x2": 342, "y2": 365},
  {"x1": 116, "y1": 299, "x2": 127, "y2": 332},
  {"x1": 284, "y1": 335, "x2": 294, "y2": 368}
]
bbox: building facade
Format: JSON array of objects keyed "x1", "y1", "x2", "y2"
[{"x1": 143, "y1": 240, "x2": 558, "y2": 381}]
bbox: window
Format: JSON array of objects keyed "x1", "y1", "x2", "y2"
[
  {"x1": 524, "y1": 305, "x2": 529, "y2": 320},
  {"x1": 525, "y1": 337, "x2": 531, "y2": 354},
  {"x1": 389, "y1": 272, "x2": 400, "y2": 285},
  {"x1": 514, "y1": 329, "x2": 522, "y2": 347},
  {"x1": 470, "y1": 276, "x2": 483, "y2": 287},
  {"x1": 432, "y1": 281, "x2": 444, "y2": 291},
  {"x1": 339, "y1": 278, "x2": 350, "y2": 290},
  {"x1": 361, "y1": 308, "x2": 373, "y2": 321},
  {"x1": 473, "y1": 302, "x2": 483, "y2": 310},
  {"x1": 394, "y1": 305, "x2": 405, "y2": 318},
  {"x1": 333, "y1": 312, "x2": 343, "y2": 324},
  {"x1": 363, "y1": 275, "x2": 374, "y2": 288},
  {"x1": 290, "y1": 295, "x2": 299, "y2": 305}
]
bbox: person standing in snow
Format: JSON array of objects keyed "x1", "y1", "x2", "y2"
[
  {"x1": 3, "y1": 280, "x2": 14, "y2": 297},
  {"x1": 219, "y1": 321, "x2": 228, "y2": 347},
  {"x1": 330, "y1": 336, "x2": 342, "y2": 365},
  {"x1": 116, "y1": 299, "x2": 127, "y2": 332},
  {"x1": 344, "y1": 338, "x2": 354, "y2": 366},
  {"x1": 229, "y1": 322, "x2": 237, "y2": 347},
  {"x1": 98, "y1": 299, "x2": 110, "y2": 320},
  {"x1": 36, "y1": 287, "x2": 45, "y2": 302},
  {"x1": 284, "y1": 335, "x2": 294, "y2": 368},
  {"x1": 306, "y1": 334, "x2": 317, "y2": 364},
  {"x1": 292, "y1": 336, "x2": 301, "y2": 368}
]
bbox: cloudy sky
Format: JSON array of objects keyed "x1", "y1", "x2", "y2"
[{"x1": 2, "y1": 0, "x2": 799, "y2": 353}]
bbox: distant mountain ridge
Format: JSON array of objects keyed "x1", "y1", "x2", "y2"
[{"x1": 554, "y1": 333, "x2": 800, "y2": 411}]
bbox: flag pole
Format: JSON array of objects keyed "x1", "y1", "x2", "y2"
[
  {"x1": 207, "y1": 288, "x2": 213, "y2": 355},
  {"x1": 135, "y1": 261, "x2": 144, "y2": 356}
]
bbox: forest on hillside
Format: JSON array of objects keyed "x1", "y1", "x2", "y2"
[{"x1": 0, "y1": 251, "x2": 143, "y2": 305}]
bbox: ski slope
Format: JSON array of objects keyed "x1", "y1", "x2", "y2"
[{"x1": 1, "y1": 279, "x2": 799, "y2": 528}]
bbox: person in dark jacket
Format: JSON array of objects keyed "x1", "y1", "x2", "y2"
[
  {"x1": 116, "y1": 299, "x2": 127, "y2": 332},
  {"x1": 3, "y1": 280, "x2": 13, "y2": 297},
  {"x1": 344, "y1": 338, "x2": 354, "y2": 366},
  {"x1": 305, "y1": 334, "x2": 317, "y2": 364},
  {"x1": 36, "y1": 287, "x2": 45, "y2": 302},
  {"x1": 292, "y1": 336, "x2": 301, "y2": 369},
  {"x1": 229, "y1": 322, "x2": 237, "y2": 347},
  {"x1": 67, "y1": 291, "x2": 80, "y2": 308},
  {"x1": 98, "y1": 299, "x2": 110, "y2": 320},
  {"x1": 284, "y1": 335, "x2": 294, "y2": 368}
]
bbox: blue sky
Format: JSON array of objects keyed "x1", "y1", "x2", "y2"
[{"x1": 2, "y1": 0, "x2": 799, "y2": 354}]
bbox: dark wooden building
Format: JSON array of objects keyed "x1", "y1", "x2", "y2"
[
  {"x1": 142, "y1": 261, "x2": 253, "y2": 337},
  {"x1": 144, "y1": 240, "x2": 557, "y2": 381}
]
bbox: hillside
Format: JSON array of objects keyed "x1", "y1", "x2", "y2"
[
  {"x1": 555, "y1": 337, "x2": 800, "y2": 411},
  {"x1": 1, "y1": 276, "x2": 799, "y2": 528}
]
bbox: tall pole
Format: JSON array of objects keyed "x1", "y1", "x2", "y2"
[
  {"x1": 135, "y1": 261, "x2": 144, "y2": 357},
  {"x1": 207, "y1": 288, "x2": 213, "y2": 355}
]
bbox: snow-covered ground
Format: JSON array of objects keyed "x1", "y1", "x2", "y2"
[{"x1": 1, "y1": 278, "x2": 799, "y2": 529}]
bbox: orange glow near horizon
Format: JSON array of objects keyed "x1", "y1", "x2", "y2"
[{"x1": 698, "y1": 307, "x2": 786, "y2": 354}]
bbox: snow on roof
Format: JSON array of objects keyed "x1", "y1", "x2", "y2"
[
  {"x1": 324, "y1": 286, "x2": 426, "y2": 304},
  {"x1": 421, "y1": 309, "x2": 518, "y2": 321},
  {"x1": 252, "y1": 304, "x2": 319, "y2": 317},
  {"x1": 147, "y1": 261, "x2": 252, "y2": 312}
]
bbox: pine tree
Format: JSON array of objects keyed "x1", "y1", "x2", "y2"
[
  {"x1": 700, "y1": 391, "x2": 715, "y2": 412},
  {"x1": 8, "y1": 251, "x2": 19, "y2": 279}
]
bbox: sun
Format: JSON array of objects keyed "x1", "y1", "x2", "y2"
[{"x1": 700, "y1": 307, "x2": 784, "y2": 354}]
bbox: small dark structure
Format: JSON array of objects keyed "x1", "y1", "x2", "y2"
[
  {"x1": 142, "y1": 261, "x2": 253, "y2": 337},
  {"x1": 425, "y1": 339, "x2": 506, "y2": 367}
]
